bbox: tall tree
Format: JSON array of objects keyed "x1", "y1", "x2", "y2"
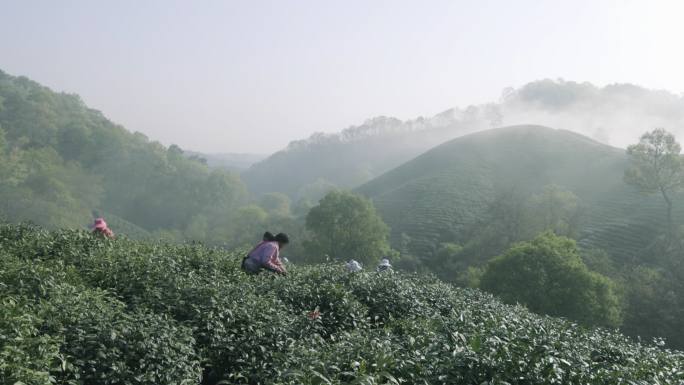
[
  {"x1": 258, "y1": 192, "x2": 291, "y2": 217},
  {"x1": 304, "y1": 190, "x2": 390, "y2": 265},
  {"x1": 625, "y1": 128, "x2": 684, "y2": 240},
  {"x1": 480, "y1": 232, "x2": 622, "y2": 328},
  {"x1": 531, "y1": 184, "x2": 580, "y2": 237},
  {"x1": 0, "y1": 124, "x2": 6, "y2": 153}
]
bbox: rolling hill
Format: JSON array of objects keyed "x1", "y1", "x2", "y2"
[
  {"x1": 243, "y1": 80, "x2": 684, "y2": 203},
  {"x1": 356, "y1": 125, "x2": 683, "y2": 260},
  {"x1": 242, "y1": 112, "x2": 496, "y2": 200}
]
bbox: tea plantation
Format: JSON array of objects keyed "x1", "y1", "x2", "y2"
[
  {"x1": 356, "y1": 125, "x2": 684, "y2": 261},
  {"x1": 2, "y1": 223, "x2": 683, "y2": 385}
]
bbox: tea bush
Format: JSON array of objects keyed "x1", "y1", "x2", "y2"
[
  {"x1": 0, "y1": 296, "x2": 59, "y2": 385},
  {"x1": 1, "y1": 223, "x2": 684, "y2": 384}
]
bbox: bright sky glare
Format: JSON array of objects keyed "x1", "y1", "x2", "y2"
[{"x1": 1, "y1": 0, "x2": 683, "y2": 153}]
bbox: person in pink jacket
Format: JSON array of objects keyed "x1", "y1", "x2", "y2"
[
  {"x1": 92, "y1": 217, "x2": 114, "y2": 239},
  {"x1": 242, "y1": 233, "x2": 289, "y2": 275}
]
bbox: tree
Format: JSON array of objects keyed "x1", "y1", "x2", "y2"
[
  {"x1": 258, "y1": 192, "x2": 291, "y2": 217},
  {"x1": 296, "y1": 178, "x2": 337, "y2": 202},
  {"x1": 0, "y1": 124, "x2": 6, "y2": 153},
  {"x1": 0, "y1": 125, "x2": 8, "y2": 180},
  {"x1": 480, "y1": 232, "x2": 622, "y2": 328},
  {"x1": 621, "y1": 266, "x2": 679, "y2": 346},
  {"x1": 530, "y1": 184, "x2": 580, "y2": 237},
  {"x1": 474, "y1": 188, "x2": 531, "y2": 251},
  {"x1": 225, "y1": 205, "x2": 269, "y2": 247},
  {"x1": 57, "y1": 124, "x2": 91, "y2": 161},
  {"x1": 304, "y1": 190, "x2": 390, "y2": 265},
  {"x1": 428, "y1": 242, "x2": 473, "y2": 285},
  {"x1": 625, "y1": 128, "x2": 684, "y2": 240},
  {"x1": 488, "y1": 188, "x2": 529, "y2": 243}
]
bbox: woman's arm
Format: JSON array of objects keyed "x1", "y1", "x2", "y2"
[{"x1": 263, "y1": 247, "x2": 286, "y2": 274}]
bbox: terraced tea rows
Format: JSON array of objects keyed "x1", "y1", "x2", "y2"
[{"x1": 358, "y1": 125, "x2": 684, "y2": 261}]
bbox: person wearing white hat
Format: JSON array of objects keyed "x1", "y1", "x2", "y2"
[
  {"x1": 346, "y1": 259, "x2": 362, "y2": 273},
  {"x1": 377, "y1": 258, "x2": 392, "y2": 272}
]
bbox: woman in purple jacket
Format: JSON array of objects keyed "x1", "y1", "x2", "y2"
[{"x1": 242, "y1": 233, "x2": 289, "y2": 275}]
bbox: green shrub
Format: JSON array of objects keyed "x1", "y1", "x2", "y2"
[
  {"x1": 42, "y1": 284, "x2": 202, "y2": 385},
  {"x1": 480, "y1": 232, "x2": 622, "y2": 328},
  {"x1": 0, "y1": 295, "x2": 59, "y2": 385},
  {"x1": 1, "y1": 223, "x2": 683, "y2": 385}
]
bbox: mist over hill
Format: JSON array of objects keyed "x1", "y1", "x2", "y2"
[
  {"x1": 499, "y1": 80, "x2": 684, "y2": 148},
  {"x1": 242, "y1": 113, "x2": 495, "y2": 200},
  {"x1": 353, "y1": 125, "x2": 684, "y2": 348},
  {"x1": 357, "y1": 124, "x2": 673, "y2": 259},
  {"x1": 244, "y1": 79, "x2": 684, "y2": 200}
]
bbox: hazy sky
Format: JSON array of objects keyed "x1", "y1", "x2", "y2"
[{"x1": 1, "y1": 0, "x2": 683, "y2": 153}]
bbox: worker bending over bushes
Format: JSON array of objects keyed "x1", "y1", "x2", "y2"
[{"x1": 242, "y1": 232, "x2": 289, "y2": 275}]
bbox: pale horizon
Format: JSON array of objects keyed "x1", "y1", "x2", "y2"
[{"x1": 2, "y1": 0, "x2": 684, "y2": 153}]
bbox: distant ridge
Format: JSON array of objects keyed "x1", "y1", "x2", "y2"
[
  {"x1": 184, "y1": 151, "x2": 266, "y2": 171},
  {"x1": 242, "y1": 79, "x2": 684, "y2": 201},
  {"x1": 242, "y1": 113, "x2": 495, "y2": 199}
]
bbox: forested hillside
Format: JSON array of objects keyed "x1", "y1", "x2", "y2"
[
  {"x1": 242, "y1": 112, "x2": 496, "y2": 201},
  {"x1": 3, "y1": 223, "x2": 684, "y2": 385},
  {"x1": 0, "y1": 70, "x2": 300, "y2": 248},
  {"x1": 184, "y1": 151, "x2": 266, "y2": 171}
]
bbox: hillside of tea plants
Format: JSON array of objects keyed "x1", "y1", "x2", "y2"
[
  {"x1": 356, "y1": 125, "x2": 684, "y2": 261},
  {"x1": 2, "y1": 223, "x2": 684, "y2": 385}
]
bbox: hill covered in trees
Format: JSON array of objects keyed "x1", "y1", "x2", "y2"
[
  {"x1": 3, "y1": 223, "x2": 684, "y2": 385},
  {"x1": 184, "y1": 151, "x2": 266, "y2": 171},
  {"x1": 241, "y1": 112, "x2": 495, "y2": 201},
  {"x1": 0, "y1": 69, "x2": 301, "y2": 249}
]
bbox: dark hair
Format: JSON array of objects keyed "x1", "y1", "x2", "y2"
[
  {"x1": 274, "y1": 233, "x2": 289, "y2": 244},
  {"x1": 263, "y1": 231, "x2": 275, "y2": 242}
]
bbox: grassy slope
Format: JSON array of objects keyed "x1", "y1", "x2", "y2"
[
  {"x1": 1, "y1": 223, "x2": 683, "y2": 384},
  {"x1": 356, "y1": 125, "x2": 684, "y2": 259}
]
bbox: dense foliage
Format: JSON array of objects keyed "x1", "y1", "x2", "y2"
[
  {"x1": 2, "y1": 223, "x2": 684, "y2": 385},
  {"x1": 480, "y1": 233, "x2": 622, "y2": 328},
  {"x1": 304, "y1": 191, "x2": 390, "y2": 265}
]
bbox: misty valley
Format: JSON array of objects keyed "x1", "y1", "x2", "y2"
[{"x1": 2, "y1": 72, "x2": 684, "y2": 383}]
